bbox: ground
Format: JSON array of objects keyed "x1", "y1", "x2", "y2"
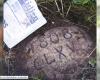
[{"x1": 2, "y1": 0, "x2": 96, "y2": 80}]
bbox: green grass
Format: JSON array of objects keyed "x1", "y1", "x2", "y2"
[{"x1": 37, "y1": 0, "x2": 96, "y2": 27}]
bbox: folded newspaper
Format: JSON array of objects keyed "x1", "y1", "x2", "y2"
[{"x1": 4, "y1": 0, "x2": 47, "y2": 48}]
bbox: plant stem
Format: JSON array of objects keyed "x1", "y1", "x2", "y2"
[{"x1": 66, "y1": 3, "x2": 71, "y2": 17}]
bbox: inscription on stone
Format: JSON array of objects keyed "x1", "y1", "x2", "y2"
[{"x1": 11, "y1": 26, "x2": 94, "y2": 80}]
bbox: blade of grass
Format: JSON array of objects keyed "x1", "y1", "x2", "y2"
[
  {"x1": 66, "y1": 3, "x2": 71, "y2": 17},
  {"x1": 54, "y1": 0, "x2": 61, "y2": 13},
  {"x1": 60, "y1": 0, "x2": 64, "y2": 16}
]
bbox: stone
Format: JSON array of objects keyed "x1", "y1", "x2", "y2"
[{"x1": 6, "y1": 25, "x2": 94, "y2": 80}]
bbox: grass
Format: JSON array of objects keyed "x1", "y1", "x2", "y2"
[{"x1": 37, "y1": 0, "x2": 96, "y2": 26}]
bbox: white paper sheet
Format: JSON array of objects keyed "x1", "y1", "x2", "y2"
[{"x1": 4, "y1": 0, "x2": 47, "y2": 48}]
